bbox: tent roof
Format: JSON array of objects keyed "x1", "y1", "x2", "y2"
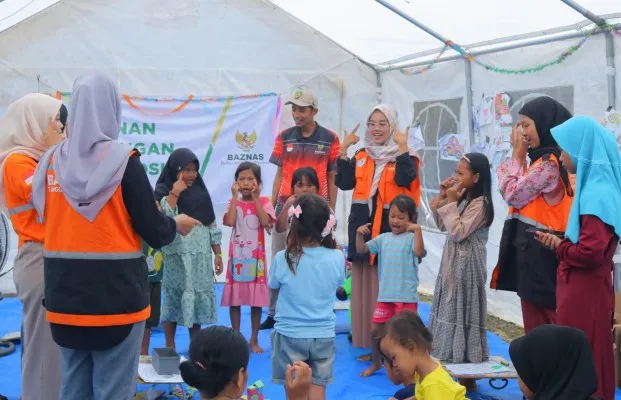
[
  {"x1": 269, "y1": 0, "x2": 619, "y2": 66},
  {"x1": 0, "y1": 0, "x2": 59, "y2": 34},
  {"x1": 1, "y1": 0, "x2": 619, "y2": 69}
]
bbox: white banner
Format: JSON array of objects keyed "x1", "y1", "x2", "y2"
[{"x1": 59, "y1": 93, "x2": 281, "y2": 210}]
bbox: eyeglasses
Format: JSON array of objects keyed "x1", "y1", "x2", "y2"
[{"x1": 367, "y1": 122, "x2": 389, "y2": 129}]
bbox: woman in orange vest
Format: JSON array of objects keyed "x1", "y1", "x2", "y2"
[
  {"x1": 0, "y1": 93, "x2": 66, "y2": 399},
  {"x1": 335, "y1": 104, "x2": 421, "y2": 369},
  {"x1": 30, "y1": 72, "x2": 201, "y2": 400},
  {"x1": 536, "y1": 116, "x2": 620, "y2": 400},
  {"x1": 491, "y1": 97, "x2": 573, "y2": 333}
]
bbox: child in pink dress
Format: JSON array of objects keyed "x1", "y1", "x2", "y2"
[{"x1": 222, "y1": 162, "x2": 276, "y2": 353}]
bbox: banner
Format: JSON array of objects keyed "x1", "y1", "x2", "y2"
[{"x1": 58, "y1": 93, "x2": 281, "y2": 209}]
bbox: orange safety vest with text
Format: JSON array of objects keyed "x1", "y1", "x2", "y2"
[
  {"x1": 490, "y1": 153, "x2": 573, "y2": 309},
  {"x1": 3, "y1": 154, "x2": 45, "y2": 247},
  {"x1": 42, "y1": 150, "x2": 149, "y2": 327}
]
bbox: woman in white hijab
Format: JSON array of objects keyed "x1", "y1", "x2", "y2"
[
  {"x1": 0, "y1": 93, "x2": 66, "y2": 399},
  {"x1": 335, "y1": 104, "x2": 422, "y2": 377}
]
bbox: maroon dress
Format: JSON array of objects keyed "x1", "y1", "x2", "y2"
[{"x1": 556, "y1": 215, "x2": 618, "y2": 400}]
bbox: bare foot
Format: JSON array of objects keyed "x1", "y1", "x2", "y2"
[
  {"x1": 250, "y1": 341, "x2": 264, "y2": 354},
  {"x1": 357, "y1": 353, "x2": 372, "y2": 362},
  {"x1": 360, "y1": 363, "x2": 381, "y2": 377}
]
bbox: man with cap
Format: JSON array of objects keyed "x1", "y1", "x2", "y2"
[{"x1": 260, "y1": 87, "x2": 341, "y2": 330}]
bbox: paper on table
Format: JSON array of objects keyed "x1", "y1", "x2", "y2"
[
  {"x1": 138, "y1": 356, "x2": 187, "y2": 384},
  {"x1": 443, "y1": 360, "x2": 511, "y2": 376}
]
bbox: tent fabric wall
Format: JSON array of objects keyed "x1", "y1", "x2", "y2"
[
  {"x1": 0, "y1": 0, "x2": 379, "y2": 295},
  {"x1": 379, "y1": 35, "x2": 618, "y2": 326}
]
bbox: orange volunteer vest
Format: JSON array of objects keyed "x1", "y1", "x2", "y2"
[
  {"x1": 490, "y1": 153, "x2": 573, "y2": 309},
  {"x1": 42, "y1": 151, "x2": 149, "y2": 327}
]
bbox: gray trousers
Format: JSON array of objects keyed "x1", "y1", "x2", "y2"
[
  {"x1": 59, "y1": 321, "x2": 145, "y2": 400},
  {"x1": 268, "y1": 230, "x2": 287, "y2": 317},
  {"x1": 13, "y1": 242, "x2": 61, "y2": 400}
]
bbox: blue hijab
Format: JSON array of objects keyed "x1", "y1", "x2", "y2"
[{"x1": 551, "y1": 115, "x2": 621, "y2": 243}]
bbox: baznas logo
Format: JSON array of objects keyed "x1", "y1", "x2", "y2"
[
  {"x1": 294, "y1": 90, "x2": 303, "y2": 99},
  {"x1": 235, "y1": 130, "x2": 257, "y2": 152}
]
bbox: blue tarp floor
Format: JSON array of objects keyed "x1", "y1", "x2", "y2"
[{"x1": 1, "y1": 285, "x2": 620, "y2": 400}]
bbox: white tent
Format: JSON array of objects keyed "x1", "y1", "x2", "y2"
[{"x1": 0, "y1": 0, "x2": 619, "y2": 326}]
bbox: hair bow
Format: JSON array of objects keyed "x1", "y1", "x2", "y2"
[
  {"x1": 288, "y1": 205, "x2": 302, "y2": 218},
  {"x1": 321, "y1": 214, "x2": 337, "y2": 238}
]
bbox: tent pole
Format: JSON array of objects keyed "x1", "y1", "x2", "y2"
[
  {"x1": 605, "y1": 32, "x2": 617, "y2": 109},
  {"x1": 374, "y1": 0, "x2": 468, "y2": 56},
  {"x1": 380, "y1": 26, "x2": 620, "y2": 71},
  {"x1": 379, "y1": 15, "x2": 621, "y2": 67},
  {"x1": 464, "y1": 59, "x2": 474, "y2": 145},
  {"x1": 559, "y1": 0, "x2": 607, "y2": 25},
  {"x1": 560, "y1": 0, "x2": 616, "y2": 108},
  {"x1": 375, "y1": 70, "x2": 382, "y2": 104}
]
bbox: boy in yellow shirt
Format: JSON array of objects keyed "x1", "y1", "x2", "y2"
[{"x1": 380, "y1": 310, "x2": 467, "y2": 400}]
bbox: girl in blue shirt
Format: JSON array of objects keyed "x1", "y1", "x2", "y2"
[
  {"x1": 356, "y1": 194, "x2": 425, "y2": 377},
  {"x1": 269, "y1": 193, "x2": 345, "y2": 400}
]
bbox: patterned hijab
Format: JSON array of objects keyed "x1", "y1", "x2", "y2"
[{"x1": 364, "y1": 104, "x2": 420, "y2": 214}]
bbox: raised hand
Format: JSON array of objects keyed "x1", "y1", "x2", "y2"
[
  {"x1": 446, "y1": 183, "x2": 466, "y2": 203},
  {"x1": 439, "y1": 176, "x2": 456, "y2": 199},
  {"x1": 357, "y1": 223, "x2": 372, "y2": 236},
  {"x1": 251, "y1": 181, "x2": 260, "y2": 200},
  {"x1": 285, "y1": 361, "x2": 312, "y2": 400},
  {"x1": 172, "y1": 173, "x2": 188, "y2": 197},
  {"x1": 342, "y1": 123, "x2": 361, "y2": 149},
  {"x1": 231, "y1": 182, "x2": 240, "y2": 197},
  {"x1": 511, "y1": 122, "x2": 527, "y2": 160},
  {"x1": 392, "y1": 124, "x2": 409, "y2": 147}
]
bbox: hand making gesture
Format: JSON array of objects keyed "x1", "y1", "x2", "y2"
[
  {"x1": 341, "y1": 123, "x2": 361, "y2": 155},
  {"x1": 251, "y1": 180, "x2": 260, "y2": 201},
  {"x1": 231, "y1": 182, "x2": 240, "y2": 198},
  {"x1": 285, "y1": 361, "x2": 312, "y2": 400},
  {"x1": 357, "y1": 223, "x2": 372, "y2": 236},
  {"x1": 511, "y1": 122, "x2": 528, "y2": 161},
  {"x1": 392, "y1": 124, "x2": 409, "y2": 148},
  {"x1": 171, "y1": 172, "x2": 188, "y2": 198},
  {"x1": 439, "y1": 176, "x2": 457, "y2": 199},
  {"x1": 446, "y1": 181, "x2": 466, "y2": 203}
]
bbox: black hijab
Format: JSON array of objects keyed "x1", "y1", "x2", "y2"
[
  {"x1": 509, "y1": 325, "x2": 597, "y2": 400},
  {"x1": 519, "y1": 96, "x2": 573, "y2": 196},
  {"x1": 154, "y1": 148, "x2": 215, "y2": 226}
]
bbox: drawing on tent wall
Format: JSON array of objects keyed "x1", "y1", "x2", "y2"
[
  {"x1": 411, "y1": 97, "x2": 462, "y2": 229},
  {"x1": 438, "y1": 133, "x2": 466, "y2": 162}
]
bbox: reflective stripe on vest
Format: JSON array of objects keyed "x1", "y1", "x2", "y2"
[
  {"x1": 505, "y1": 154, "x2": 573, "y2": 232},
  {"x1": 46, "y1": 307, "x2": 151, "y2": 327},
  {"x1": 43, "y1": 250, "x2": 143, "y2": 260},
  {"x1": 8, "y1": 203, "x2": 34, "y2": 215}
]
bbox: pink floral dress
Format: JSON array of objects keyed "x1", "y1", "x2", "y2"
[{"x1": 221, "y1": 197, "x2": 275, "y2": 307}]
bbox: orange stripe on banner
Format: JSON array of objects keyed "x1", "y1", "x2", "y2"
[
  {"x1": 121, "y1": 94, "x2": 194, "y2": 115},
  {"x1": 171, "y1": 94, "x2": 193, "y2": 113},
  {"x1": 122, "y1": 94, "x2": 140, "y2": 110}
]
